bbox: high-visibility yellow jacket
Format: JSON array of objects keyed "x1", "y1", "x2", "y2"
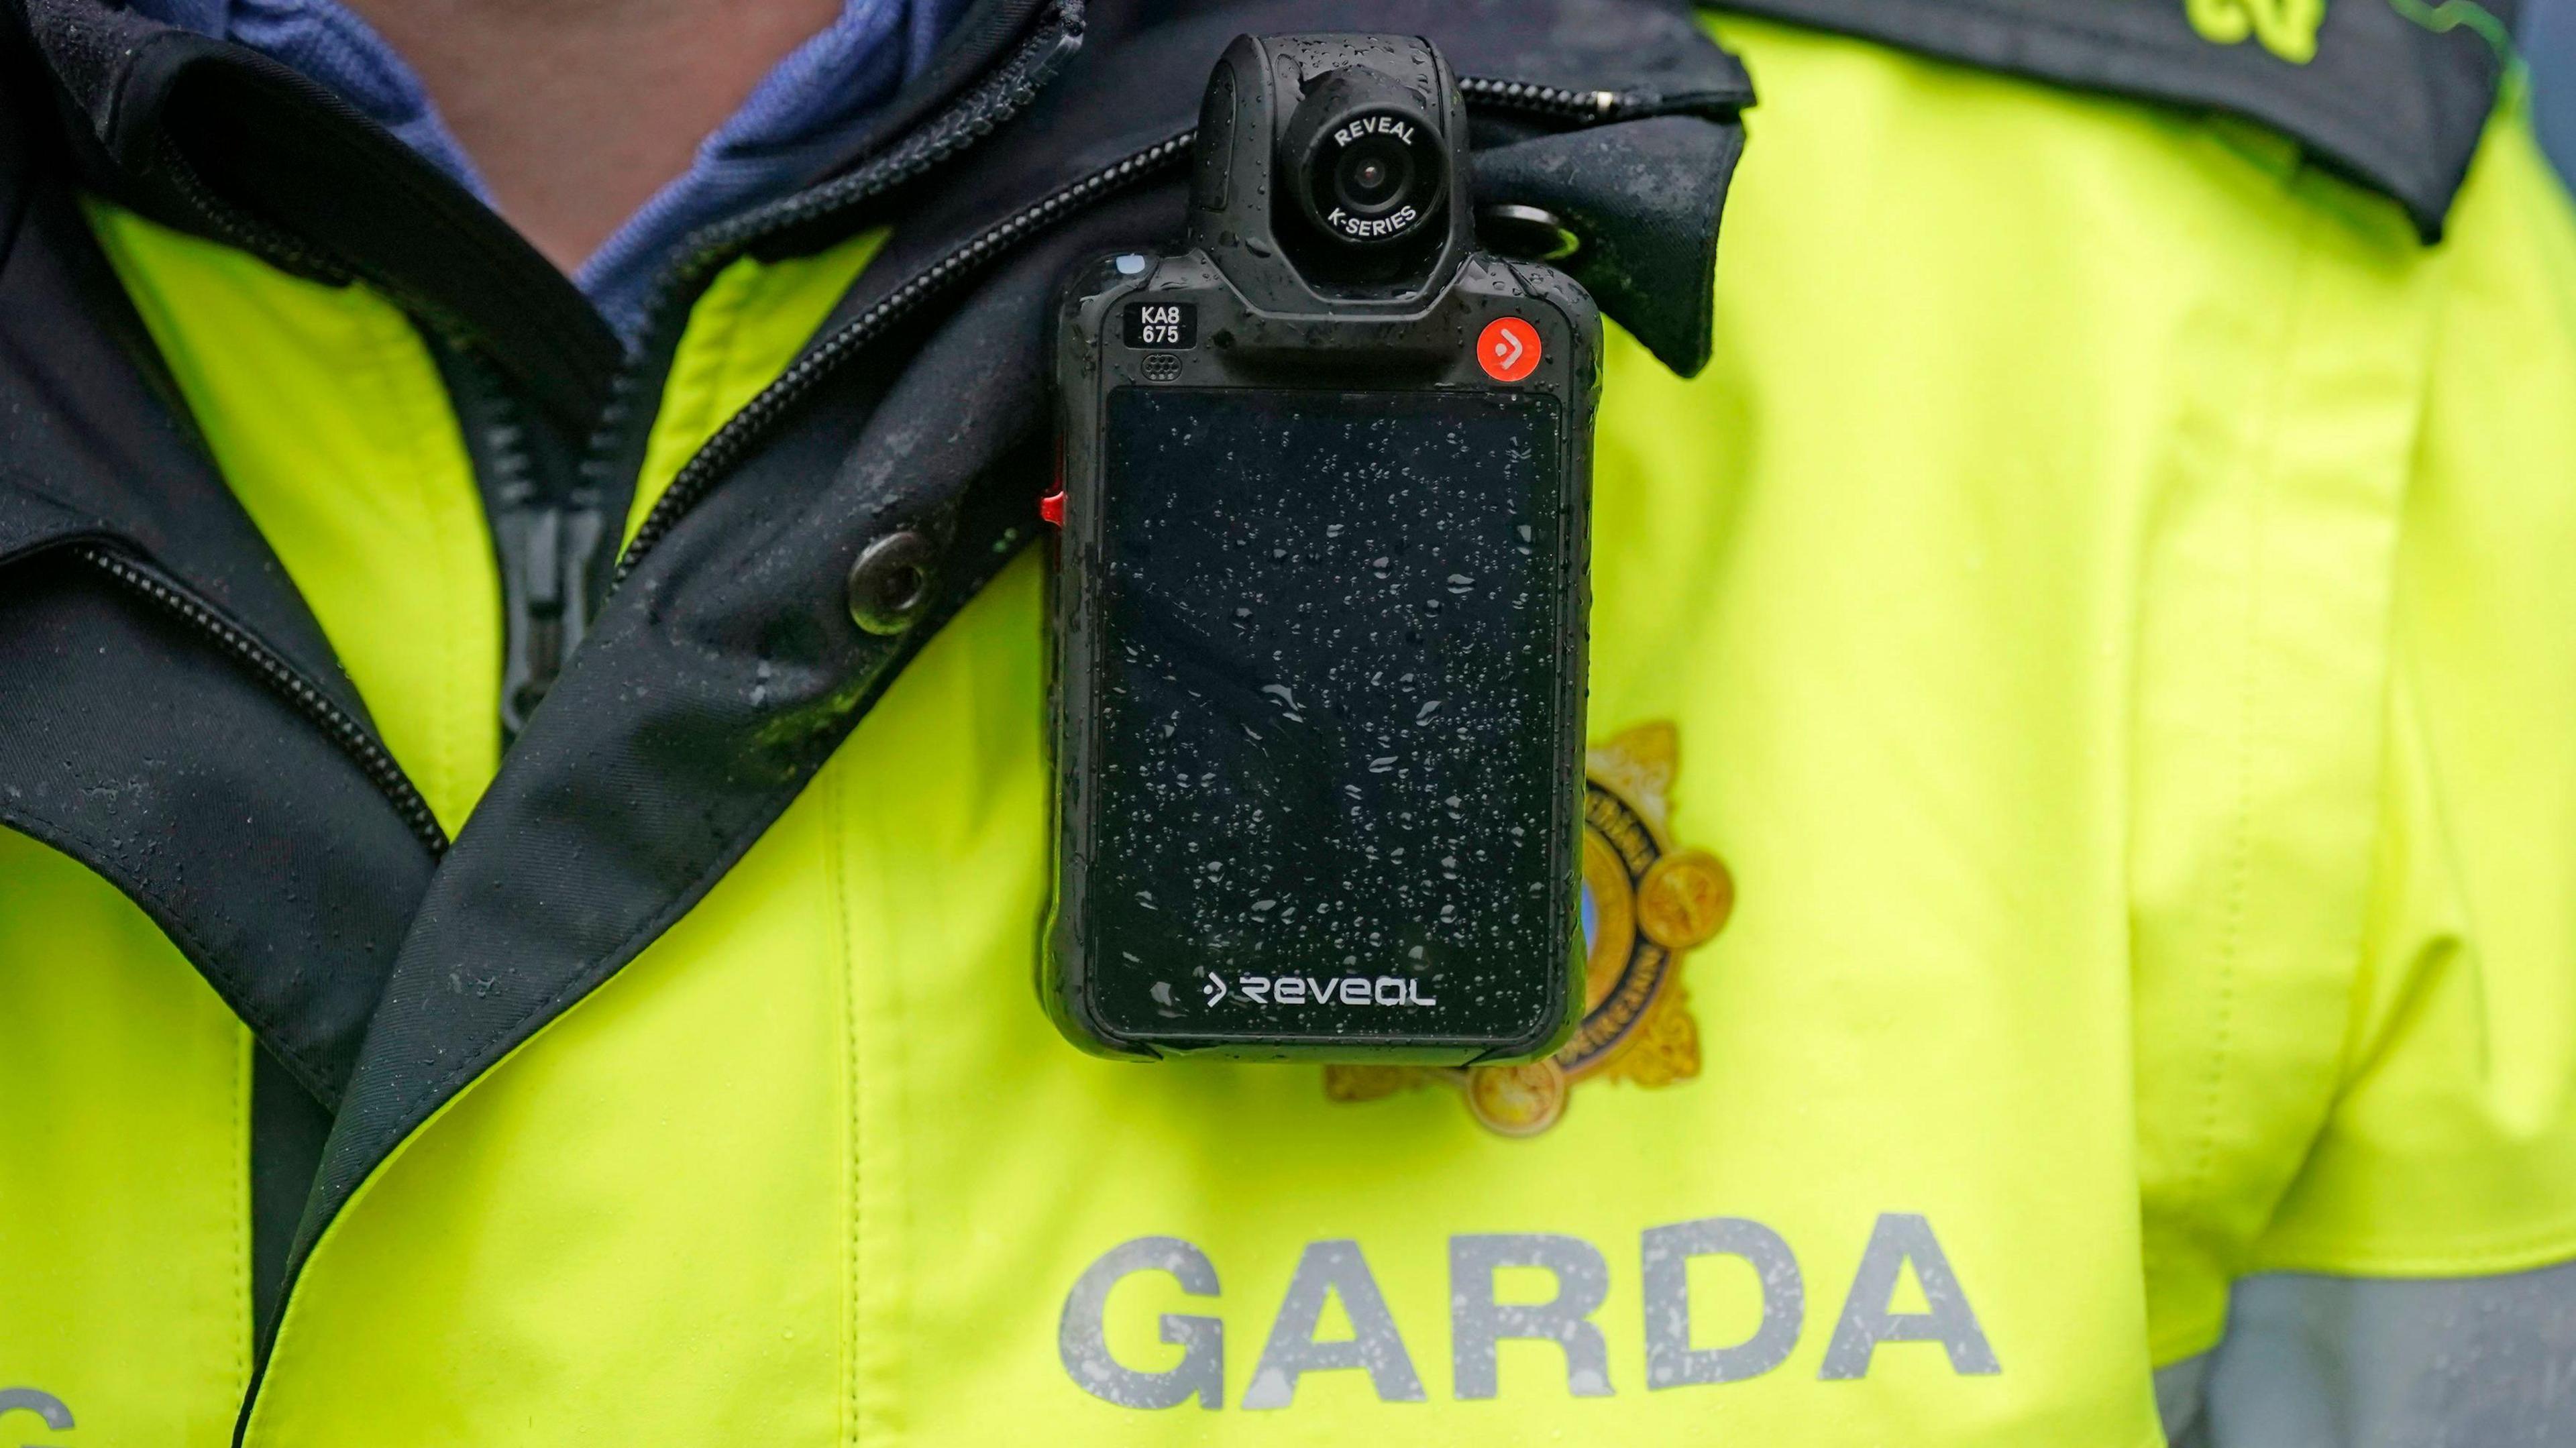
[{"x1": 3, "y1": 0, "x2": 2571, "y2": 1443}]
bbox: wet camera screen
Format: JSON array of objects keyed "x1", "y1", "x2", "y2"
[{"x1": 1087, "y1": 386, "x2": 1573, "y2": 1040}]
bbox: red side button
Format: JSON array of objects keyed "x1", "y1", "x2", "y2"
[
  {"x1": 1040, "y1": 443, "x2": 1065, "y2": 526},
  {"x1": 1477, "y1": 317, "x2": 1542, "y2": 382}
]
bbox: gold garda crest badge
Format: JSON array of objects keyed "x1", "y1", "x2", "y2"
[{"x1": 1324, "y1": 721, "x2": 1733, "y2": 1135}]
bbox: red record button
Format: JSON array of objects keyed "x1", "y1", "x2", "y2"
[{"x1": 1477, "y1": 317, "x2": 1542, "y2": 382}]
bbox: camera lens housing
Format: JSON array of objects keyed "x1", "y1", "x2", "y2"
[
  {"x1": 1185, "y1": 35, "x2": 1474, "y2": 307},
  {"x1": 1280, "y1": 67, "x2": 1448, "y2": 251}
]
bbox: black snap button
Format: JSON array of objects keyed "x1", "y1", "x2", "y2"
[{"x1": 847, "y1": 530, "x2": 938, "y2": 636}]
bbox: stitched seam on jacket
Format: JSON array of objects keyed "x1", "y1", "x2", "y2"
[
  {"x1": 229, "y1": 1021, "x2": 252, "y2": 1398},
  {"x1": 829, "y1": 763, "x2": 861, "y2": 1448},
  {"x1": 2249, "y1": 1213, "x2": 2576, "y2": 1276},
  {"x1": 2182, "y1": 192, "x2": 2325, "y2": 1243}
]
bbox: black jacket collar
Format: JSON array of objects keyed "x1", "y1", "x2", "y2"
[
  {"x1": 21, "y1": 1, "x2": 621, "y2": 428},
  {"x1": 1715, "y1": 0, "x2": 2517, "y2": 241},
  {"x1": 9, "y1": 0, "x2": 1085, "y2": 430}
]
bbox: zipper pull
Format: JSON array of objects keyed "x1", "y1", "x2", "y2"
[{"x1": 497, "y1": 500, "x2": 602, "y2": 740}]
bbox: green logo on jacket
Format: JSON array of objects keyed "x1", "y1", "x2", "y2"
[{"x1": 2186, "y1": 0, "x2": 2326, "y2": 62}]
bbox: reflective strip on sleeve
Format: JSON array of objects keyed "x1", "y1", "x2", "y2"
[{"x1": 2156, "y1": 1264, "x2": 2576, "y2": 1446}]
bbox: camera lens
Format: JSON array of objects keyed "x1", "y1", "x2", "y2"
[
  {"x1": 1296, "y1": 105, "x2": 1442, "y2": 244},
  {"x1": 1280, "y1": 69, "x2": 1448, "y2": 249},
  {"x1": 1333, "y1": 137, "x2": 1412, "y2": 214}
]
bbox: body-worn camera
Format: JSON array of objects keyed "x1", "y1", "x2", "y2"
[{"x1": 1044, "y1": 34, "x2": 1601, "y2": 1062}]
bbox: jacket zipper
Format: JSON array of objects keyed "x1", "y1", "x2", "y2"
[
  {"x1": 1456, "y1": 77, "x2": 1627, "y2": 121},
  {"x1": 441, "y1": 347, "x2": 608, "y2": 740},
  {"x1": 617, "y1": 128, "x2": 1190, "y2": 574},
  {"x1": 140, "y1": 3, "x2": 1084, "y2": 755},
  {"x1": 156, "y1": 137, "x2": 356, "y2": 285},
  {"x1": 614, "y1": 75, "x2": 1686, "y2": 578},
  {"x1": 71, "y1": 544, "x2": 450, "y2": 855}
]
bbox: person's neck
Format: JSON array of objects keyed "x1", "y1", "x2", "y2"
[{"x1": 342, "y1": 0, "x2": 846, "y2": 272}]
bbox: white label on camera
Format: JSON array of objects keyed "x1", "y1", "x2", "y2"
[{"x1": 1202, "y1": 973, "x2": 1437, "y2": 1007}]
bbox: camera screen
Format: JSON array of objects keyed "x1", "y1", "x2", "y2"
[{"x1": 1085, "y1": 386, "x2": 1574, "y2": 1040}]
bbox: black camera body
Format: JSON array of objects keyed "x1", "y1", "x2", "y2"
[{"x1": 1043, "y1": 34, "x2": 1601, "y2": 1063}]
